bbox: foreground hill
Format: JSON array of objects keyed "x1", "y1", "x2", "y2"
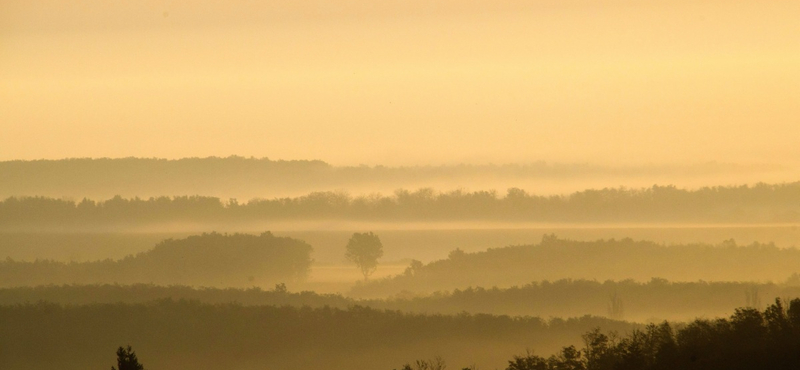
[
  {"x1": 0, "y1": 300, "x2": 635, "y2": 370},
  {"x1": 439, "y1": 298, "x2": 800, "y2": 370}
]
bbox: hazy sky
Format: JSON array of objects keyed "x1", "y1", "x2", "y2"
[{"x1": 2, "y1": 1, "x2": 799, "y2": 166}]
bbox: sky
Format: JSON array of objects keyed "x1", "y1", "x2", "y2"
[{"x1": 2, "y1": 0, "x2": 799, "y2": 166}]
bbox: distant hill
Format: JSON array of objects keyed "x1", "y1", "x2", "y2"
[
  {"x1": 0, "y1": 156, "x2": 784, "y2": 200},
  {"x1": 2, "y1": 182, "x2": 800, "y2": 229},
  {"x1": 0, "y1": 232, "x2": 312, "y2": 287},
  {"x1": 351, "y1": 236, "x2": 800, "y2": 296}
]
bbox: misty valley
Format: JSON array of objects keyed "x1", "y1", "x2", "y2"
[
  {"x1": 1, "y1": 159, "x2": 800, "y2": 369},
  {"x1": 4, "y1": 0, "x2": 799, "y2": 367}
]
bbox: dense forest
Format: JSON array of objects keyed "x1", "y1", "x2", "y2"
[
  {"x1": 351, "y1": 236, "x2": 800, "y2": 296},
  {"x1": 0, "y1": 157, "x2": 771, "y2": 200},
  {"x1": 411, "y1": 298, "x2": 800, "y2": 370},
  {"x1": 7, "y1": 296, "x2": 797, "y2": 370},
  {"x1": 377, "y1": 279, "x2": 800, "y2": 322},
  {"x1": 0, "y1": 232, "x2": 312, "y2": 287},
  {"x1": 3, "y1": 181, "x2": 800, "y2": 229},
  {"x1": 2, "y1": 280, "x2": 799, "y2": 322},
  {"x1": 0, "y1": 300, "x2": 637, "y2": 370}
]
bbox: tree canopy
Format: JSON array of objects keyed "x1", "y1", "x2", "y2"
[{"x1": 345, "y1": 232, "x2": 384, "y2": 281}]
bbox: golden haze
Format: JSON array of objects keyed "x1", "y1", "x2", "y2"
[{"x1": 2, "y1": 0, "x2": 799, "y2": 166}]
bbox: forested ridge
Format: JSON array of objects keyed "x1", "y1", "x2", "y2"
[
  {"x1": 5, "y1": 234, "x2": 800, "y2": 295},
  {"x1": 3, "y1": 280, "x2": 799, "y2": 322},
  {"x1": 7, "y1": 296, "x2": 800, "y2": 370},
  {"x1": 352, "y1": 236, "x2": 800, "y2": 296},
  {"x1": 430, "y1": 298, "x2": 800, "y2": 370},
  {"x1": 3, "y1": 181, "x2": 800, "y2": 228},
  {"x1": 0, "y1": 157, "x2": 764, "y2": 200},
  {"x1": 0, "y1": 232, "x2": 312, "y2": 287},
  {"x1": 0, "y1": 300, "x2": 637, "y2": 370}
]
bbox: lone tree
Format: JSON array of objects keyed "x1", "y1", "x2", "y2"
[
  {"x1": 345, "y1": 232, "x2": 384, "y2": 281},
  {"x1": 111, "y1": 345, "x2": 144, "y2": 370}
]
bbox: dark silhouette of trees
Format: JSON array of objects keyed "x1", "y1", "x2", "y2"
[
  {"x1": 5, "y1": 279, "x2": 800, "y2": 322},
  {"x1": 506, "y1": 350, "x2": 550, "y2": 370},
  {"x1": 345, "y1": 232, "x2": 384, "y2": 281},
  {"x1": 111, "y1": 345, "x2": 143, "y2": 370},
  {"x1": 0, "y1": 300, "x2": 636, "y2": 370},
  {"x1": 516, "y1": 298, "x2": 800, "y2": 370},
  {"x1": 396, "y1": 298, "x2": 800, "y2": 370},
  {"x1": 398, "y1": 356, "x2": 447, "y2": 370}
]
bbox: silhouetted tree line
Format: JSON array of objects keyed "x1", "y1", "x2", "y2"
[
  {"x1": 402, "y1": 298, "x2": 800, "y2": 370},
  {"x1": 352, "y1": 236, "x2": 800, "y2": 296},
  {"x1": 0, "y1": 156, "x2": 752, "y2": 200},
  {"x1": 376, "y1": 278, "x2": 800, "y2": 322},
  {"x1": 2, "y1": 278, "x2": 798, "y2": 322},
  {"x1": 0, "y1": 284, "x2": 353, "y2": 308},
  {"x1": 0, "y1": 299, "x2": 636, "y2": 370},
  {"x1": 0, "y1": 232, "x2": 312, "y2": 287},
  {"x1": 3, "y1": 181, "x2": 800, "y2": 228}
]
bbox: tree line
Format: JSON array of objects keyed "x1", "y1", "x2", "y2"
[
  {"x1": 0, "y1": 299, "x2": 637, "y2": 370},
  {"x1": 4, "y1": 234, "x2": 799, "y2": 294},
  {"x1": 3, "y1": 182, "x2": 800, "y2": 227},
  {"x1": 0, "y1": 156, "x2": 755, "y2": 200},
  {"x1": 399, "y1": 298, "x2": 800, "y2": 370},
  {"x1": 352, "y1": 236, "x2": 800, "y2": 296},
  {"x1": 2, "y1": 279, "x2": 800, "y2": 323},
  {"x1": 86, "y1": 299, "x2": 800, "y2": 370},
  {"x1": 0, "y1": 232, "x2": 312, "y2": 287}
]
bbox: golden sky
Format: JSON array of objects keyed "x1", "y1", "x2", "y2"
[{"x1": 2, "y1": 1, "x2": 799, "y2": 166}]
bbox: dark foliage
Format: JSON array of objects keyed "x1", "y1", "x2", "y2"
[
  {"x1": 500, "y1": 298, "x2": 800, "y2": 370},
  {"x1": 399, "y1": 298, "x2": 800, "y2": 370},
  {"x1": 112, "y1": 345, "x2": 144, "y2": 370},
  {"x1": 0, "y1": 300, "x2": 636, "y2": 370}
]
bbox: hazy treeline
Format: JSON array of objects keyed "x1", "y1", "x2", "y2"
[
  {"x1": 352, "y1": 236, "x2": 800, "y2": 296},
  {"x1": 0, "y1": 284, "x2": 353, "y2": 308},
  {"x1": 0, "y1": 157, "x2": 766, "y2": 200},
  {"x1": 380, "y1": 279, "x2": 800, "y2": 322},
  {"x1": 0, "y1": 300, "x2": 637, "y2": 370},
  {"x1": 0, "y1": 232, "x2": 312, "y2": 287},
  {"x1": 4, "y1": 182, "x2": 800, "y2": 228},
  {"x1": 3, "y1": 280, "x2": 800, "y2": 322},
  {"x1": 446, "y1": 298, "x2": 800, "y2": 370}
]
